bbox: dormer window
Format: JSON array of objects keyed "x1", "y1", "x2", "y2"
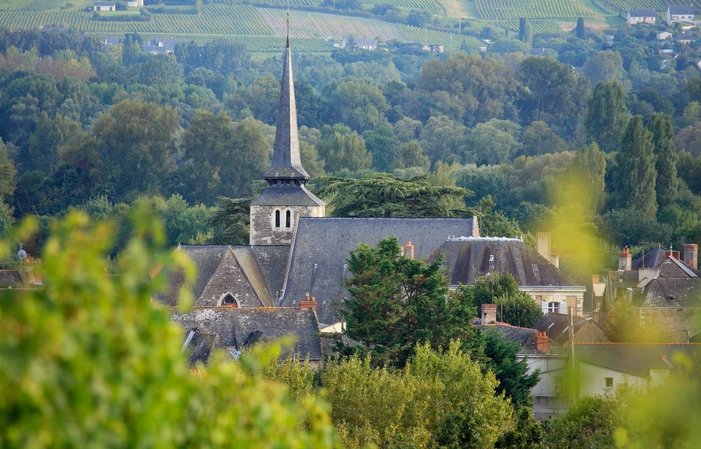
[{"x1": 219, "y1": 293, "x2": 239, "y2": 307}]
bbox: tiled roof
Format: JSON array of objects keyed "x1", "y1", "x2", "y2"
[
  {"x1": 574, "y1": 343, "x2": 701, "y2": 378},
  {"x1": 279, "y1": 217, "x2": 479, "y2": 325},
  {"x1": 431, "y1": 237, "x2": 576, "y2": 287},
  {"x1": 533, "y1": 314, "x2": 607, "y2": 344},
  {"x1": 172, "y1": 307, "x2": 322, "y2": 364}
]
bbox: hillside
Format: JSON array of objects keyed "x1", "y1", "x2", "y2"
[{"x1": 0, "y1": 0, "x2": 693, "y2": 53}]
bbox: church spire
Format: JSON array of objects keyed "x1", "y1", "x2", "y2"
[{"x1": 263, "y1": 21, "x2": 309, "y2": 185}]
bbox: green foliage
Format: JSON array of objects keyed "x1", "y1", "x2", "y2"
[
  {"x1": 339, "y1": 235, "x2": 482, "y2": 368},
  {"x1": 648, "y1": 113, "x2": 678, "y2": 211},
  {"x1": 585, "y1": 81, "x2": 629, "y2": 153},
  {"x1": 0, "y1": 207, "x2": 340, "y2": 448},
  {"x1": 206, "y1": 196, "x2": 252, "y2": 245},
  {"x1": 311, "y1": 172, "x2": 472, "y2": 218},
  {"x1": 614, "y1": 115, "x2": 658, "y2": 217},
  {"x1": 315, "y1": 124, "x2": 372, "y2": 174},
  {"x1": 472, "y1": 273, "x2": 542, "y2": 327},
  {"x1": 543, "y1": 395, "x2": 623, "y2": 449},
  {"x1": 484, "y1": 329, "x2": 540, "y2": 408},
  {"x1": 323, "y1": 342, "x2": 515, "y2": 449}
]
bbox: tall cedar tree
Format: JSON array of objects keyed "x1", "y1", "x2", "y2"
[
  {"x1": 483, "y1": 329, "x2": 540, "y2": 409},
  {"x1": 310, "y1": 172, "x2": 472, "y2": 218},
  {"x1": 340, "y1": 236, "x2": 481, "y2": 368},
  {"x1": 575, "y1": 17, "x2": 586, "y2": 38},
  {"x1": 615, "y1": 115, "x2": 658, "y2": 217},
  {"x1": 648, "y1": 113, "x2": 678, "y2": 211},
  {"x1": 585, "y1": 81, "x2": 628, "y2": 153}
]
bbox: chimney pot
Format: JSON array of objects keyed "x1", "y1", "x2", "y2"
[
  {"x1": 618, "y1": 247, "x2": 632, "y2": 271},
  {"x1": 536, "y1": 332, "x2": 549, "y2": 352},
  {"x1": 404, "y1": 241, "x2": 415, "y2": 259},
  {"x1": 300, "y1": 295, "x2": 317, "y2": 312}
]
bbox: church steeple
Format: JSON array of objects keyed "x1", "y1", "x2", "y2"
[
  {"x1": 263, "y1": 29, "x2": 309, "y2": 184},
  {"x1": 249, "y1": 28, "x2": 325, "y2": 246}
]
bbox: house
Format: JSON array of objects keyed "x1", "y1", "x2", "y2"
[
  {"x1": 171, "y1": 305, "x2": 323, "y2": 367},
  {"x1": 93, "y1": 2, "x2": 116, "y2": 12},
  {"x1": 422, "y1": 43, "x2": 444, "y2": 53},
  {"x1": 676, "y1": 31, "x2": 695, "y2": 44},
  {"x1": 603, "y1": 245, "x2": 701, "y2": 342},
  {"x1": 667, "y1": 5, "x2": 695, "y2": 25},
  {"x1": 627, "y1": 9, "x2": 657, "y2": 24},
  {"x1": 573, "y1": 343, "x2": 701, "y2": 397},
  {"x1": 104, "y1": 37, "x2": 122, "y2": 46},
  {"x1": 353, "y1": 38, "x2": 377, "y2": 50},
  {"x1": 429, "y1": 234, "x2": 587, "y2": 316},
  {"x1": 657, "y1": 31, "x2": 674, "y2": 40},
  {"x1": 142, "y1": 38, "x2": 185, "y2": 54},
  {"x1": 126, "y1": 0, "x2": 143, "y2": 7},
  {"x1": 529, "y1": 47, "x2": 554, "y2": 56},
  {"x1": 532, "y1": 313, "x2": 608, "y2": 345}
]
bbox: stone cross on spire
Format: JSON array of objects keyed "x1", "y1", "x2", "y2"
[{"x1": 263, "y1": 15, "x2": 309, "y2": 185}]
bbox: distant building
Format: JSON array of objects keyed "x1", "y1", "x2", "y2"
[
  {"x1": 126, "y1": 0, "x2": 143, "y2": 7},
  {"x1": 353, "y1": 38, "x2": 377, "y2": 50},
  {"x1": 667, "y1": 5, "x2": 695, "y2": 25},
  {"x1": 104, "y1": 36, "x2": 122, "y2": 46},
  {"x1": 657, "y1": 31, "x2": 673, "y2": 40},
  {"x1": 627, "y1": 9, "x2": 657, "y2": 24},
  {"x1": 422, "y1": 43, "x2": 444, "y2": 53},
  {"x1": 93, "y1": 2, "x2": 116, "y2": 12},
  {"x1": 676, "y1": 31, "x2": 695, "y2": 43},
  {"x1": 141, "y1": 37, "x2": 186, "y2": 54},
  {"x1": 530, "y1": 47, "x2": 554, "y2": 56}
]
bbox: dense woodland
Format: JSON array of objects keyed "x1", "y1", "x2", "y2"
[{"x1": 1, "y1": 22, "x2": 701, "y2": 264}]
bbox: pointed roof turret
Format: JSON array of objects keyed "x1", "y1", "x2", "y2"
[{"x1": 263, "y1": 34, "x2": 310, "y2": 184}]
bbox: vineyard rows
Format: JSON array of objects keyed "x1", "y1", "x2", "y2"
[
  {"x1": 474, "y1": 0, "x2": 599, "y2": 20},
  {"x1": 0, "y1": 0, "x2": 37, "y2": 10},
  {"x1": 25, "y1": 0, "x2": 66, "y2": 11},
  {"x1": 258, "y1": 8, "x2": 405, "y2": 40},
  {"x1": 0, "y1": 5, "x2": 276, "y2": 36},
  {"x1": 362, "y1": 0, "x2": 445, "y2": 14},
  {"x1": 397, "y1": 24, "x2": 481, "y2": 49},
  {"x1": 493, "y1": 19, "x2": 562, "y2": 33},
  {"x1": 207, "y1": 0, "x2": 319, "y2": 5}
]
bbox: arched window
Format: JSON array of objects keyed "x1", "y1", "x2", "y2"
[
  {"x1": 275, "y1": 210, "x2": 280, "y2": 228},
  {"x1": 220, "y1": 293, "x2": 238, "y2": 307},
  {"x1": 286, "y1": 210, "x2": 291, "y2": 228}
]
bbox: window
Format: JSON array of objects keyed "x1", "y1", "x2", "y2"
[
  {"x1": 275, "y1": 210, "x2": 280, "y2": 228},
  {"x1": 545, "y1": 301, "x2": 565, "y2": 314},
  {"x1": 286, "y1": 210, "x2": 291, "y2": 228},
  {"x1": 605, "y1": 377, "x2": 614, "y2": 388}
]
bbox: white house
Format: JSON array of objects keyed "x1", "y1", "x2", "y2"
[
  {"x1": 667, "y1": 5, "x2": 695, "y2": 25},
  {"x1": 93, "y1": 2, "x2": 116, "y2": 12},
  {"x1": 627, "y1": 9, "x2": 657, "y2": 24},
  {"x1": 657, "y1": 31, "x2": 674, "y2": 40}
]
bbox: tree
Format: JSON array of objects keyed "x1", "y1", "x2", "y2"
[
  {"x1": 517, "y1": 57, "x2": 589, "y2": 139},
  {"x1": 471, "y1": 273, "x2": 542, "y2": 327},
  {"x1": 338, "y1": 236, "x2": 481, "y2": 368},
  {"x1": 543, "y1": 395, "x2": 623, "y2": 449},
  {"x1": 311, "y1": 172, "x2": 472, "y2": 218},
  {"x1": 322, "y1": 78, "x2": 389, "y2": 132},
  {"x1": 0, "y1": 207, "x2": 340, "y2": 448},
  {"x1": 393, "y1": 140, "x2": 430, "y2": 171},
  {"x1": 575, "y1": 17, "x2": 586, "y2": 39},
  {"x1": 315, "y1": 124, "x2": 372, "y2": 174},
  {"x1": 362, "y1": 124, "x2": 398, "y2": 172},
  {"x1": 582, "y1": 51, "x2": 624, "y2": 87},
  {"x1": 322, "y1": 343, "x2": 514, "y2": 449},
  {"x1": 464, "y1": 119, "x2": 522, "y2": 165},
  {"x1": 91, "y1": 99, "x2": 180, "y2": 200},
  {"x1": 584, "y1": 81, "x2": 628, "y2": 153},
  {"x1": 483, "y1": 329, "x2": 540, "y2": 409},
  {"x1": 614, "y1": 115, "x2": 658, "y2": 217},
  {"x1": 519, "y1": 121, "x2": 569, "y2": 157},
  {"x1": 570, "y1": 142, "x2": 606, "y2": 213},
  {"x1": 648, "y1": 113, "x2": 678, "y2": 211}
]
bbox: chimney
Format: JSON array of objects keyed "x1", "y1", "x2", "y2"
[
  {"x1": 482, "y1": 303, "x2": 497, "y2": 324},
  {"x1": 684, "y1": 244, "x2": 698, "y2": 269},
  {"x1": 404, "y1": 241, "x2": 415, "y2": 259},
  {"x1": 300, "y1": 295, "x2": 317, "y2": 312},
  {"x1": 618, "y1": 247, "x2": 632, "y2": 271},
  {"x1": 664, "y1": 246, "x2": 680, "y2": 260},
  {"x1": 537, "y1": 232, "x2": 551, "y2": 261},
  {"x1": 536, "y1": 332, "x2": 549, "y2": 352}
]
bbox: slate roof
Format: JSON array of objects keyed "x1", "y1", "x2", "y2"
[
  {"x1": 430, "y1": 237, "x2": 575, "y2": 287},
  {"x1": 479, "y1": 324, "x2": 547, "y2": 354},
  {"x1": 669, "y1": 5, "x2": 695, "y2": 15},
  {"x1": 629, "y1": 9, "x2": 657, "y2": 16},
  {"x1": 250, "y1": 184, "x2": 325, "y2": 206},
  {"x1": 574, "y1": 343, "x2": 701, "y2": 378},
  {"x1": 279, "y1": 217, "x2": 479, "y2": 325},
  {"x1": 533, "y1": 314, "x2": 608, "y2": 344},
  {"x1": 172, "y1": 307, "x2": 322, "y2": 364},
  {"x1": 636, "y1": 277, "x2": 701, "y2": 307},
  {"x1": 156, "y1": 245, "x2": 289, "y2": 308}
]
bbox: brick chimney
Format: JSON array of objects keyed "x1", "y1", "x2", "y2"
[
  {"x1": 482, "y1": 303, "x2": 497, "y2": 324},
  {"x1": 536, "y1": 331, "x2": 549, "y2": 352},
  {"x1": 664, "y1": 247, "x2": 680, "y2": 259},
  {"x1": 684, "y1": 244, "x2": 698, "y2": 269},
  {"x1": 300, "y1": 295, "x2": 317, "y2": 312},
  {"x1": 404, "y1": 241, "x2": 415, "y2": 259},
  {"x1": 618, "y1": 247, "x2": 632, "y2": 271}
]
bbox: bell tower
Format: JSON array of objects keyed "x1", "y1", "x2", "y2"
[{"x1": 249, "y1": 31, "x2": 325, "y2": 246}]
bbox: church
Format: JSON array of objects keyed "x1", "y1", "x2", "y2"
[{"x1": 166, "y1": 35, "x2": 582, "y2": 363}]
